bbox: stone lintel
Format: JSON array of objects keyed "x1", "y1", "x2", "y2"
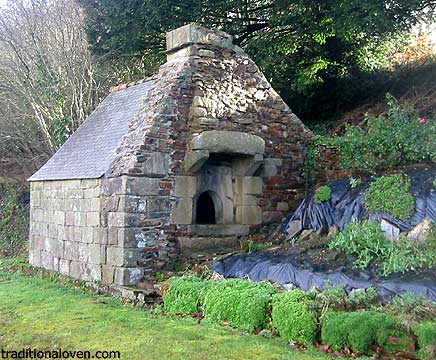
[
  {"x1": 189, "y1": 130, "x2": 265, "y2": 156},
  {"x1": 166, "y1": 24, "x2": 233, "y2": 53}
]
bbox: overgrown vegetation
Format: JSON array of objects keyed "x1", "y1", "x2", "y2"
[
  {"x1": 415, "y1": 321, "x2": 436, "y2": 360},
  {"x1": 305, "y1": 96, "x2": 436, "y2": 184},
  {"x1": 329, "y1": 220, "x2": 387, "y2": 270},
  {"x1": 321, "y1": 311, "x2": 396, "y2": 354},
  {"x1": 333, "y1": 95, "x2": 435, "y2": 171},
  {"x1": 329, "y1": 220, "x2": 436, "y2": 275},
  {"x1": 0, "y1": 179, "x2": 28, "y2": 257},
  {"x1": 364, "y1": 174, "x2": 415, "y2": 219},
  {"x1": 315, "y1": 283, "x2": 379, "y2": 314},
  {"x1": 271, "y1": 290, "x2": 316, "y2": 344},
  {"x1": 314, "y1": 186, "x2": 332, "y2": 203}
]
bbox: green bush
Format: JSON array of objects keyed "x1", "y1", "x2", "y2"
[
  {"x1": 271, "y1": 290, "x2": 316, "y2": 344},
  {"x1": 321, "y1": 311, "x2": 396, "y2": 354},
  {"x1": 333, "y1": 95, "x2": 435, "y2": 171},
  {"x1": 163, "y1": 277, "x2": 210, "y2": 315},
  {"x1": 203, "y1": 279, "x2": 277, "y2": 332},
  {"x1": 380, "y1": 237, "x2": 436, "y2": 276},
  {"x1": 329, "y1": 220, "x2": 388, "y2": 269},
  {"x1": 364, "y1": 174, "x2": 415, "y2": 219},
  {"x1": 416, "y1": 321, "x2": 436, "y2": 360},
  {"x1": 330, "y1": 220, "x2": 436, "y2": 275},
  {"x1": 314, "y1": 186, "x2": 332, "y2": 203},
  {"x1": 0, "y1": 179, "x2": 29, "y2": 257}
]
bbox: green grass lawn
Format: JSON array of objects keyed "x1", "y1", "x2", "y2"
[{"x1": 0, "y1": 271, "x2": 332, "y2": 360}]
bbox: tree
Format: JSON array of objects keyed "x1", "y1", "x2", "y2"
[
  {"x1": 0, "y1": 0, "x2": 107, "y2": 173},
  {"x1": 79, "y1": 0, "x2": 436, "y2": 120}
]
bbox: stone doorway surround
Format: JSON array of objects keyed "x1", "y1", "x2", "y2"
[{"x1": 175, "y1": 130, "x2": 266, "y2": 257}]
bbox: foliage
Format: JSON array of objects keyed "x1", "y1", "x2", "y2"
[
  {"x1": 415, "y1": 321, "x2": 436, "y2": 360},
  {"x1": 316, "y1": 283, "x2": 379, "y2": 314},
  {"x1": 333, "y1": 95, "x2": 436, "y2": 171},
  {"x1": 380, "y1": 235, "x2": 436, "y2": 276},
  {"x1": 349, "y1": 178, "x2": 363, "y2": 189},
  {"x1": 271, "y1": 290, "x2": 316, "y2": 344},
  {"x1": 162, "y1": 277, "x2": 210, "y2": 315},
  {"x1": 329, "y1": 220, "x2": 388, "y2": 269},
  {"x1": 382, "y1": 293, "x2": 436, "y2": 325},
  {"x1": 433, "y1": 178, "x2": 436, "y2": 187},
  {"x1": 245, "y1": 241, "x2": 274, "y2": 254},
  {"x1": 330, "y1": 220, "x2": 436, "y2": 275},
  {"x1": 321, "y1": 311, "x2": 396, "y2": 354},
  {"x1": 203, "y1": 279, "x2": 277, "y2": 332},
  {"x1": 364, "y1": 174, "x2": 415, "y2": 219},
  {"x1": 314, "y1": 186, "x2": 332, "y2": 203},
  {"x1": 0, "y1": 179, "x2": 28, "y2": 257},
  {"x1": 79, "y1": 0, "x2": 436, "y2": 122}
]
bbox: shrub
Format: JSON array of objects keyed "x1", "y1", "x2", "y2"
[
  {"x1": 380, "y1": 237, "x2": 436, "y2": 276},
  {"x1": 314, "y1": 185, "x2": 332, "y2": 203},
  {"x1": 333, "y1": 95, "x2": 435, "y2": 171},
  {"x1": 0, "y1": 179, "x2": 29, "y2": 257},
  {"x1": 416, "y1": 321, "x2": 436, "y2": 360},
  {"x1": 321, "y1": 311, "x2": 396, "y2": 354},
  {"x1": 162, "y1": 277, "x2": 210, "y2": 315},
  {"x1": 203, "y1": 279, "x2": 277, "y2": 332},
  {"x1": 364, "y1": 174, "x2": 415, "y2": 219},
  {"x1": 329, "y1": 220, "x2": 388, "y2": 269},
  {"x1": 330, "y1": 220, "x2": 436, "y2": 275},
  {"x1": 272, "y1": 290, "x2": 316, "y2": 344}
]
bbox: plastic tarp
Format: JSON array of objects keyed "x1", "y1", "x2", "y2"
[
  {"x1": 284, "y1": 167, "x2": 436, "y2": 234},
  {"x1": 213, "y1": 167, "x2": 436, "y2": 300},
  {"x1": 213, "y1": 252, "x2": 436, "y2": 301}
]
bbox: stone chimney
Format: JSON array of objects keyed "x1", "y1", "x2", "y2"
[{"x1": 165, "y1": 24, "x2": 240, "y2": 61}]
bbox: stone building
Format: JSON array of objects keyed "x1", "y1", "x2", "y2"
[{"x1": 28, "y1": 24, "x2": 312, "y2": 286}]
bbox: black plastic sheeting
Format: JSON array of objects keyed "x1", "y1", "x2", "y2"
[
  {"x1": 213, "y1": 167, "x2": 436, "y2": 301},
  {"x1": 213, "y1": 252, "x2": 436, "y2": 301},
  {"x1": 284, "y1": 167, "x2": 436, "y2": 234}
]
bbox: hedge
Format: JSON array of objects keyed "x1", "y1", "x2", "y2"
[
  {"x1": 321, "y1": 311, "x2": 396, "y2": 354},
  {"x1": 271, "y1": 290, "x2": 316, "y2": 344},
  {"x1": 202, "y1": 279, "x2": 277, "y2": 332}
]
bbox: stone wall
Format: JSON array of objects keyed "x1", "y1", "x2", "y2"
[
  {"x1": 100, "y1": 24, "x2": 313, "y2": 281},
  {"x1": 29, "y1": 179, "x2": 107, "y2": 282},
  {"x1": 315, "y1": 145, "x2": 355, "y2": 186}
]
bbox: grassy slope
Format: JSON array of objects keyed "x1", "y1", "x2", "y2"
[{"x1": 0, "y1": 271, "x2": 331, "y2": 360}]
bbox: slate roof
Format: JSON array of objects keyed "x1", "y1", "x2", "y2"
[{"x1": 29, "y1": 81, "x2": 154, "y2": 181}]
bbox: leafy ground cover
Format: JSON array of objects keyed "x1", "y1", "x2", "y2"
[{"x1": 0, "y1": 270, "x2": 331, "y2": 360}]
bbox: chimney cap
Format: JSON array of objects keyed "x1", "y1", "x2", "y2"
[{"x1": 166, "y1": 24, "x2": 233, "y2": 53}]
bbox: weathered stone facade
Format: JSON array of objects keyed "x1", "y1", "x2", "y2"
[
  {"x1": 29, "y1": 24, "x2": 312, "y2": 285},
  {"x1": 29, "y1": 179, "x2": 106, "y2": 281}
]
